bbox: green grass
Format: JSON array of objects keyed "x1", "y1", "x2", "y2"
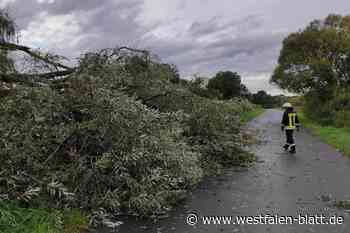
[
  {"x1": 299, "y1": 112, "x2": 350, "y2": 157},
  {"x1": 0, "y1": 202, "x2": 88, "y2": 233},
  {"x1": 62, "y1": 209, "x2": 89, "y2": 233},
  {"x1": 240, "y1": 106, "x2": 265, "y2": 123}
]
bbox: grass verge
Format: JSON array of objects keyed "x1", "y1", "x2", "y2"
[
  {"x1": 299, "y1": 111, "x2": 350, "y2": 157},
  {"x1": 0, "y1": 202, "x2": 88, "y2": 233},
  {"x1": 240, "y1": 106, "x2": 265, "y2": 123}
]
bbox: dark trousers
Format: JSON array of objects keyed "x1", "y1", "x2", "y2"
[{"x1": 285, "y1": 130, "x2": 295, "y2": 145}]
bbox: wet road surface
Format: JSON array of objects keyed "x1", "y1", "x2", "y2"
[{"x1": 100, "y1": 109, "x2": 350, "y2": 233}]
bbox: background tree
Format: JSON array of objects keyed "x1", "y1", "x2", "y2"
[
  {"x1": 0, "y1": 10, "x2": 16, "y2": 74},
  {"x1": 207, "y1": 71, "x2": 247, "y2": 99},
  {"x1": 271, "y1": 14, "x2": 350, "y2": 125},
  {"x1": 0, "y1": 10, "x2": 16, "y2": 43},
  {"x1": 271, "y1": 14, "x2": 350, "y2": 95},
  {"x1": 185, "y1": 75, "x2": 221, "y2": 99},
  {"x1": 250, "y1": 90, "x2": 287, "y2": 108}
]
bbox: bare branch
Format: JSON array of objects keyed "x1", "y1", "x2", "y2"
[
  {"x1": 0, "y1": 41, "x2": 78, "y2": 86},
  {"x1": 0, "y1": 69, "x2": 76, "y2": 86},
  {"x1": 0, "y1": 42, "x2": 73, "y2": 70},
  {"x1": 117, "y1": 46, "x2": 149, "y2": 55}
]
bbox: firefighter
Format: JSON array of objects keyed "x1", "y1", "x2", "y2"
[{"x1": 281, "y1": 102, "x2": 300, "y2": 153}]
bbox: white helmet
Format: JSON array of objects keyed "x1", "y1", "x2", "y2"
[{"x1": 282, "y1": 102, "x2": 292, "y2": 108}]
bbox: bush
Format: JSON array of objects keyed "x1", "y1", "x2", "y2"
[
  {"x1": 334, "y1": 110, "x2": 350, "y2": 128},
  {"x1": 304, "y1": 88, "x2": 350, "y2": 127}
]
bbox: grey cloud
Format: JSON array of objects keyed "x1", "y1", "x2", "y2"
[
  {"x1": 83, "y1": 3, "x2": 143, "y2": 35},
  {"x1": 43, "y1": 0, "x2": 103, "y2": 15},
  {"x1": 143, "y1": 36, "x2": 196, "y2": 60},
  {"x1": 7, "y1": 0, "x2": 143, "y2": 31},
  {"x1": 7, "y1": 0, "x2": 147, "y2": 58},
  {"x1": 7, "y1": 0, "x2": 42, "y2": 28},
  {"x1": 189, "y1": 16, "x2": 220, "y2": 36},
  {"x1": 149, "y1": 14, "x2": 276, "y2": 70},
  {"x1": 7, "y1": 0, "x2": 347, "y2": 95},
  {"x1": 189, "y1": 14, "x2": 263, "y2": 37},
  {"x1": 153, "y1": 30, "x2": 284, "y2": 78},
  {"x1": 6, "y1": 0, "x2": 100, "y2": 28},
  {"x1": 75, "y1": 1, "x2": 145, "y2": 50},
  {"x1": 176, "y1": 0, "x2": 186, "y2": 10},
  {"x1": 7, "y1": 0, "x2": 277, "y2": 76},
  {"x1": 26, "y1": 0, "x2": 141, "y2": 16},
  {"x1": 212, "y1": 32, "x2": 285, "y2": 56}
]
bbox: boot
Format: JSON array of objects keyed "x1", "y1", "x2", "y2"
[
  {"x1": 289, "y1": 145, "x2": 296, "y2": 154},
  {"x1": 283, "y1": 144, "x2": 289, "y2": 151}
]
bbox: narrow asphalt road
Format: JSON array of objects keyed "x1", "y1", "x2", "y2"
[{"x1": 103, "y1": 109, "x2": 350, "y2": 233}]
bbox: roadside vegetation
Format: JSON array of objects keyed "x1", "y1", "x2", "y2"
[
  {"x1": 0, "y1": 10, "x2": 262, "y2": 230},
  {"x1": 299, "y1": 111, "x2": 350, "y2": 157},
  {"x1": 0, "y1": 202, "x2": 88, "y2": 233},
  {"x1": 240, "y1": 106, "x2": 265, "y2": 123}
]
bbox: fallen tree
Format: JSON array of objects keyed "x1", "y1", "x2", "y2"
[{"x1": 0, "y1": 10, "x2": 257, "y2": 229}]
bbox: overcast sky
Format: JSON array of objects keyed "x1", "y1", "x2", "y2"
[{"x1": 2, "y1": 0, "x2": 350, "y2": 94}]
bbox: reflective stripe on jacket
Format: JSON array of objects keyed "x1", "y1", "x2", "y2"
[{"x1": 281, "y1": 109, "x2": 300, "y2": 130}]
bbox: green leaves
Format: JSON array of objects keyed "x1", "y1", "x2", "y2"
[
  {"x1": 0, "y1": 202, "x2": 64, "y2": 233},
  {"x1": 272, "y1": 14, "x2": 350, "y2": 94},
  {"x1": 207, "y1": 71, "x2": 244, "y2": 99},
  {"x1": 0, "y1": 37, "x2": 256, "y2": 223},
  {"x1": 272, "y1": 15, "x2": 350, "y2": 125}
]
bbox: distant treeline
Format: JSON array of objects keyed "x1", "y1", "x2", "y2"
[{"x1": 182, "y1": 72, "x2": 287, "y2": 109}]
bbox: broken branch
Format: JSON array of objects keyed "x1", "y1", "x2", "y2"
[{"x1": 0, "y1": 42, "x2": 73, "y2": 70}]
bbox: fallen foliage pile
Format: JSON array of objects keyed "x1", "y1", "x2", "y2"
[{"x1": 0, "y1": 48, "x2": 256, "y2": 226}]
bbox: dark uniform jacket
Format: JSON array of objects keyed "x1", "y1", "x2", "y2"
[{"x1": 281, "y1": 108, "x2": 300, "y2": 130}]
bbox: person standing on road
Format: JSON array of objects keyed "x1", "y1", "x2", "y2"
[{"x1": 281, "y1": 102, "x2": 300, "y2": 153}]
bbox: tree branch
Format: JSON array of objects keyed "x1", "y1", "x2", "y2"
[
  {"x1": 0, "y1": 42, "x2": 73, "y2": 70},
  {"x1": 0, "y1": 41, "x2": 78, "y2": 86},
  {"x1": 0, "y1": 69, "x2": 76, "y2": 86},
  {"x1": 117, "y1": 46, "x2": 149, "y2": 55},
  {"x1": 141, "y1": 91, "x2": 173, "y2": 103}
]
